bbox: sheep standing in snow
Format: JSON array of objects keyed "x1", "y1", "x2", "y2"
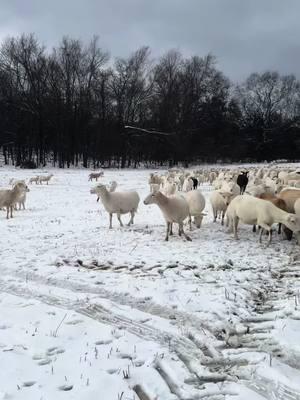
[
  {"x1": 181, "y1": 189, "x2": 206, "y2": 228},
  {"x1": 91, "y1": 184, "x2": 140, "y2": 228},
  {"x1": 29, "y1": 176, "x2": 40, "y2": 184},
  {"x1": 236, "y1": 172, "x2": 249, "y2": 194},
  {"x1": 163, "y1": 182, "x2": 177, "y2": 196},
  {"x1": 0, "y1": 182, "x2": 30, "y2": 219},
  {"x1": 226, "y1": 194, "x2": 300, "y2": 243},
  {"x1": 39, "y1": 174, "x2": 54, "y2": 185},
  {"x1": 144, "y1": 191, "x2": 191, "y2": 241},
  {"x1": 88, "y1": 172, "x2": 104, "y2": 182},
  {"x1": 209, "y1": 190, "x2": 234, "y2": 225},
  {"x1": 95, "y1": 181, "x2": 117, "y2": 202}
]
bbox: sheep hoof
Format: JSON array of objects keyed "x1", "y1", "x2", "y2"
[
  {"x1": 165, "y1": 237, "x2": 169, "y2": 241},
  {"x1": 185, "y1": 236, "x2": 192, "y2": 241}
]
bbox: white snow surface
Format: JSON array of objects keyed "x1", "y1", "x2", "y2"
[{"x1": 1, "y1": 166, "x2": 300, "y2": 400}]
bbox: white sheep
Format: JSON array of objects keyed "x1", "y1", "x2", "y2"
[
  {"x1": 90, "y1": 184, "x2": 139, "y2": 228},
  {"x1": 144, "y1": 191, "x2": 191, "y2": 241},
  {"x1": 163, "y1": 182, "x2": 177, "y2": 196},
  {"x1": 181, "y1": 189, "x2": 206, "y2": 228},
  {"x1": 182, "y1": 177, "x2": 193, "y2": 192},
  {"x1": 39, "y1": 174, "x2": 54, "y2": 185},
  {"x1": 209, "y1": 190, "x2": 234, "y2": 225},
  {"x1": 88, "y1": 172, "x2": 104, "y2": 181},
  {"x1": 0, "y1": 182, "x2": 30, "y2": 219},
  {"x1": 226, "y1": 194, "x2": 300, "y2": 243},
  {"x1": 29, "y1": 176, "x2": 40, "y2": 184},
  {"x1": 11, "y1": 180, "x2": 28, "y2": 210},
  {"x1": 150, "y1": 183, "x2": 161, "y2": 193}
]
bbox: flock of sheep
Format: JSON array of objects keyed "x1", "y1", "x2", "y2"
[
  {"x1": 91, "y1": 166, "x2": 300, "y2": 245},
  {"x1": 3, "y1": 166, "x2": 300, "y2": 247},
  {"x1": 0, "y1": 174, "x2": 53, "y2": 218}
]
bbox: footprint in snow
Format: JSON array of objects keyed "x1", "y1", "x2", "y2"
[
  {"x1": 58, "y1": 385, "x2": 73, "y2": 391},
  {"x1": 23, "y1": 381, "x2": 36, "y2": 387},
  {"x1": 37, "y1": 358, "x2": 52, "y2": 366},
  {"x1": 95, "y1": 339, "x2": 112, "y2": 346}
]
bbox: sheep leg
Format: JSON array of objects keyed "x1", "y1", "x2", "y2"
[
  {"x1": 165, "y1": 222, "x2": 170, "y2": 241},
  {"x1": 127, "y1": 211, "x2": 134, "y2": 226},
  {"x1": 169, "y1": 223, "x2": 173, "y2": 235},
  {"x1": 221, "y1": 211, "x2": 225, "y2": 226},
  {"x1": 189, "y1": 215, "x2": 192, "y2": 231},
  {"x1": 253, "y1": 225, "x2": 256, "y2": 233},
  {"x1": 109, "y1": 213, "x2": 113, "y2": 229},
  {"x1": 213, "y1": 208, "x2": 217, "y2": 222},
  {"x1": 179, "y1": 222, "x2": 192, "y2": 241},
  {"x1": 117, "y1": 213, "x2": 123, "y2": 227},
  {"x1": 10, "y1": 206, "x2": 13, "y2": 218},
  {"x1": 6, "y1": 206, "x2": 9, "y2": 219},
  {"x1": 233, "y1": 216, "x2": 239, "y2": 239},
  {"x1": 278, "y1": 223, "x2": 282, "y2": 234}
]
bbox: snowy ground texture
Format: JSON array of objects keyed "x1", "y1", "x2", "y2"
[{"x1": 1, "y1": 166, "x2": 300, "y2": 400}]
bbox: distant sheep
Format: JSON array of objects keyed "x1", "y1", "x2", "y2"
[
  {"x1": 39, "y1": 174, "x2": 53, "y2": 185},
  {"x1": 29, "y1": 176, "x2": 40, "y2": 184},
  {"x1": 236, "y1": 172, "x2": 249, "y2": 194},
  {"x1": 209, "y1": 190, "x2": 234, "y2": 225},
  {"x1": 88, "y1": 172, "x2": 104, "y2": 182},
  {"x1": 0, "y1": 182, "x2": 30, "y2": 219},
  {"x1": 91, "y1": 184, "x2": 139, "y2": 228}
]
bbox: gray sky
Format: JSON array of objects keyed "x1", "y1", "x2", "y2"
[{"x1": 0, "y1": 0, "x2": 300, "y2": 81}]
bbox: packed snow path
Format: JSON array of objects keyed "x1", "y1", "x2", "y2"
[{"x1": 1, "y1": 167, "x2": 300, "y2": 400}]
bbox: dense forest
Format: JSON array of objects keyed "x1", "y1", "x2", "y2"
[{"x1": 0, "y1": 34, "x2": 299, "y2": 168}]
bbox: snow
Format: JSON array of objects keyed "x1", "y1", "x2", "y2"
[{"x1": 1, "y1": 166, "x2": 300, "y2": 399}]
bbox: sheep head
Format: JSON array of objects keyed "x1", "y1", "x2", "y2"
[
  {"x1": 144, "y1": 191, "x2": 163, "y2": 205},
  {"x1": 285, "y1": 214, "x2": 300, "y2": 233}
]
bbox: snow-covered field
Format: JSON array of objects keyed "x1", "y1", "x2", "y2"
[{"x1": 1, "y1": 166, "x2": 300, "y2": 400}]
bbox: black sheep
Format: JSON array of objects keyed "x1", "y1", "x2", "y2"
[
  {"x1": 237, "y1": 172, "x2": 249, "y2": 195},
  {"x1": 190, "y1": 177, "x2": 198, "y2": 190}
]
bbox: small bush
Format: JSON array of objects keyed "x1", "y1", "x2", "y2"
[{"x1": 20, "y1": 160, "x2": 37, "y2": 169}]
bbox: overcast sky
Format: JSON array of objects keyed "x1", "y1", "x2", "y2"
[{"x1": 0, "y1": 0, "x2": 299, "y2": 81}]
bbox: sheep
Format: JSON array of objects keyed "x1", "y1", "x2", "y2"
[
  {"x1": 257, "y1": 192, "x2": 288, "y2": 234},
  {"x1": 88, "y1": 172, "x2": 104, "y2": 182},
  {"x1": 150, "y1": 183, "x2": 161, "y2": 193},
  {"x1": 183, "y1": 177, "x2": 193, "y2": 192},
  {"x1": 277, "y1": 189, "x2": 300, "y2": 212},
  {"x1": 148, "y1": 173, "x2": 162, "y2": 187},
  {"x1": 95, "y1": 181, "x2": 118, "y2": 202},
  {"x1": 209, "y1": 171, "x2": 217, "y2": 185},
  {"x1": 90, "y1": 184, "x2": 139, "y2": 228},
  {"x1": 0, "y1": 182, "x2": 30, "y2": 219},
  {"x1": 11, "y1": 180, "x2": 28, "y2": 210},
  {"x1": 144, "y1": 191, "x2": 191, "y2": 241},
  {"x1": 236, "y1": 172, "x2": 249, "y2": 194},
  {"x1": 39, "y1": 174, "x2": 53, "y2": 185},
  {"x1": 294, "y1": 198, "x2": 300, "y2": 216},
  {"x1": 181, "y1": 189, "x2": 206, "y2": 229},
  {"x1": 190, "y1": 177, "x2": 198, "y2": 190},
  {"x1": 226, "y1": 194, "x2": 300, "y2": 244},
  {"x1": 163, "y1": 182, "x2": 177, "y2": 196},
  {"x1": 29, "y1": 176, "x2": 40, "y2": 184},
  {"x1": 209, "y1": 190, "x2": 234, "y2": 225}
]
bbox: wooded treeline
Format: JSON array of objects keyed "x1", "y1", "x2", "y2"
[{"x1": 0, "y1": 34, "x2": 300, "y2": 168}]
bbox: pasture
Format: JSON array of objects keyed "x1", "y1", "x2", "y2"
[{"x1": 0, "y1": 166, "x2": 300, "y2": 400}]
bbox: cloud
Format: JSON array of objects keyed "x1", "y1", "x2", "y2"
[{"x1": 0, "y1": 0, "x2": 299, "y2": 81}]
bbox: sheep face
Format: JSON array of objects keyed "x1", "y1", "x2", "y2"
[
  {"x1": 143, "y1": 192, "x2": 161, "y2": 205},
  {"x1": 15, "y1": 182, "x2": 30, "y2": 193},
  {"x1": 285, "y1": 214, "x2": 300, "y2": 233}
]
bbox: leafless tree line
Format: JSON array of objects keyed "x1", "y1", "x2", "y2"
[{"x1": 0, "y1": 34, "x2": 299, "y2": 168}]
